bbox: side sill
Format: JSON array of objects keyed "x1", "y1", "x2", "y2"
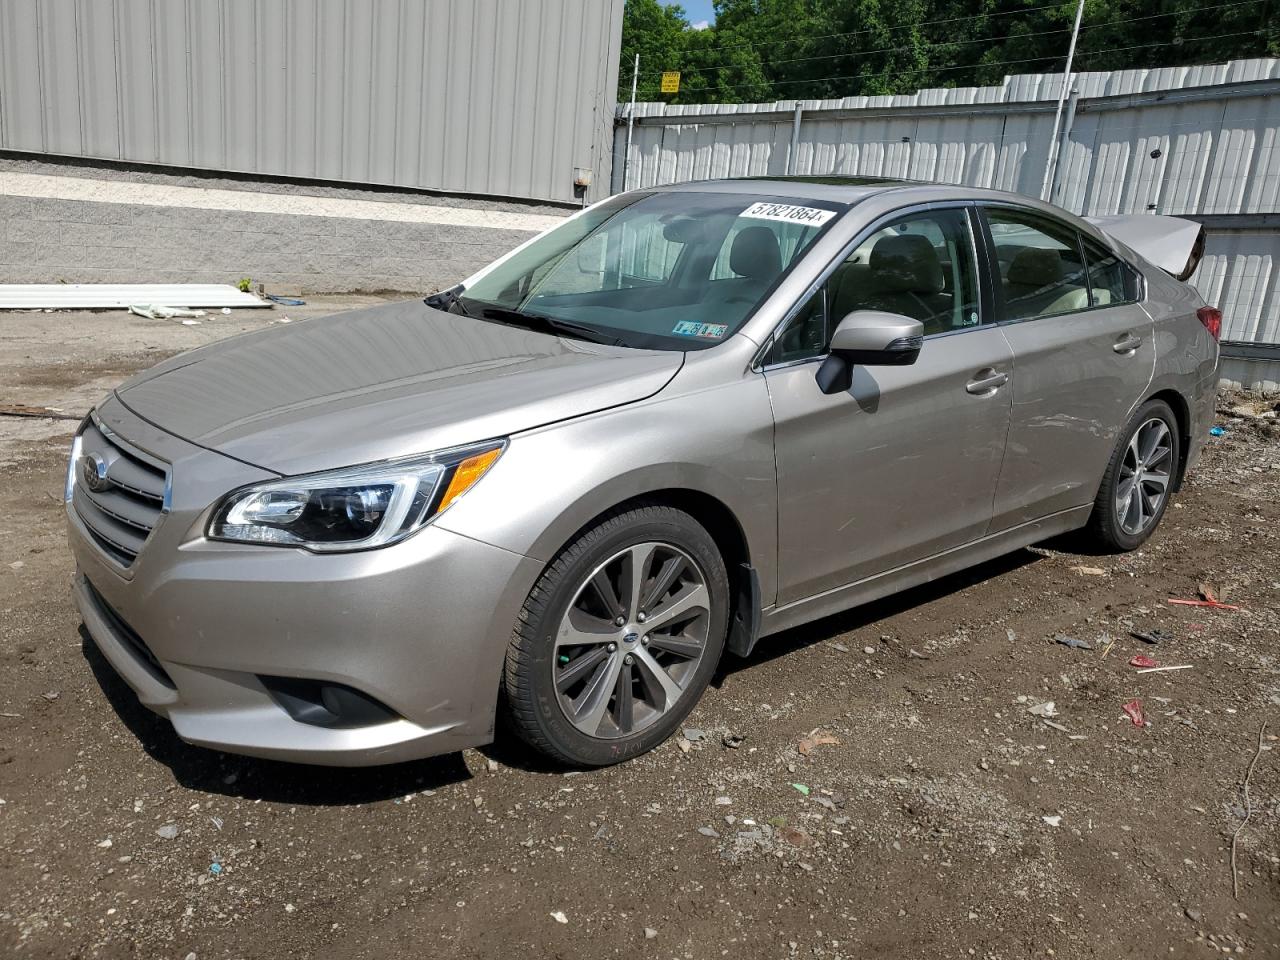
[{"x1": 758, "y1": 505, "x2": 1092, "y2": 640}]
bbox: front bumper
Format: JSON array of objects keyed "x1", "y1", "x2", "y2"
[{"x1": 70, "y1": 397, "x2": 541, "y2": 766}]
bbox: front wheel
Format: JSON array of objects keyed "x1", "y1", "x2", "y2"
[
  {"x1": 502, "y1": 505, "x2": 729, "y2": 767},
  {"x1": 1085, "y1": 399, "x2": 1181, "y2": 551}
]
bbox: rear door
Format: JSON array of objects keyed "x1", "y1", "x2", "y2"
[
  {"x1": 980, "y1": 205, "x2": 1154, "y2": 530},
  {"x1": 764, "y1": 204, "x2": 1014, "y2": 605}
]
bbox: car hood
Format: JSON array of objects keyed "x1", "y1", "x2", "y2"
[{"x1": 114, "y1": 299, "x2": 684, "y2": 476}]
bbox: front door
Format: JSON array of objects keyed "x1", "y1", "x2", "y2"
[
  {"x1": 764, "y1": 206, "x2": 1014, "y2": 606},
  {"x1": 980, "y1": 205, "x2": 1155, "y2": 530}
]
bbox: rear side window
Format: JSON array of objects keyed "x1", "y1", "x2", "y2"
[
  {"x1": 986, "y1": 208, "x2": 1089, "y2": 321},
  {"x1": 1082, "y1": 237, "x2": 1140, "y2": 306}
]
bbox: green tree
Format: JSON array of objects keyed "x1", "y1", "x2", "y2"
[{"x1": 619, "y1": 0, "x2": 1278, "y2": 103}]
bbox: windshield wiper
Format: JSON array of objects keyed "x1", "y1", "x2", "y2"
[
  {"x1": 424, "y1": 284, "x2": 467, "y2": 313},
  {"x1": 472, "y1": 304, "x2": 628, "y2": 347}
]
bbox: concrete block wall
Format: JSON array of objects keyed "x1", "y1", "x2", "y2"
[{"x1": 0, "y1": 159, "x2": 569, "y2": 294}]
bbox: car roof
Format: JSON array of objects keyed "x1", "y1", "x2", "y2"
[
  {"x1": 655, "y1": 176, "x2": 909, "y2": 205},
  {"x1": 649, "y1": 176, "x2": 1115, "y2": 243},
  {"x1": 653, "y1": 176, "x2": 1058, "y2": 211}
]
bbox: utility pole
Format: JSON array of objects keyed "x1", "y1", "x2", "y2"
[
  {"x1": 622, "y1": 54, "x2": 639, "y2": 193},
  {"x1": 1041, "y1": 0, "x2": 1085, "y2": 201}
]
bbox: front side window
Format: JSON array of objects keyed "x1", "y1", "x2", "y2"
[
  {"x1": 986, "y1": 208, "x2": 1089, "y2": 321},
  {"x1": 769, "y1": 207, "x2": 981, "y2": 364},
  {"x1": 458, "y1": 192, "x2": 840, "y2": 351}
]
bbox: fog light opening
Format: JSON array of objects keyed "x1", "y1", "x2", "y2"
[{"x1": 259, "y1": 676, "x2": 401, "y2": 729}]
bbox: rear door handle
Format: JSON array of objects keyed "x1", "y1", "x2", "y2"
[
  {"x1": 965, "y1": 370, "x2": 1009, "y2": 395},
  {"x1": 1113, "y1": 333, "x2": 1143, "y2": 354}
]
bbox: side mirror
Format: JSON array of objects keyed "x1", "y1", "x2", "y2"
[{"x1": 815, "y1": 310, "x2": 924, "y2": 395}]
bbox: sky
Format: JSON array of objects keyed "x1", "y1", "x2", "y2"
[{"x1": 679, "y1": 0, "x2": 716, "y2": 30}]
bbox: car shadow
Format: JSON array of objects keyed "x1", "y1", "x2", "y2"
[
  {"x1": 713, "y1": 547, "x2": 1041, "y2": 682},
  {"x1": 80, "y1": 627, "x2": 474, "y2": 805}
]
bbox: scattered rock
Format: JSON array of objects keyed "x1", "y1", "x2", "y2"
[
  {"x1": 550, "y1": 910, "x2": 568, "y2": 924},
  {"x1": 644, "y1": 927, "x2": 658, "y2": 940},
  {"x1": 1042, "y1": 815, "x2": 1062, "y2": 827},
  {"x1": 697, "y1": 826, "x2": 721, "y2": 839},
  {"x1": 155, "y1": 824, "x2": 180, "y2": 840},
  {"x1": 682, "y1": 727, "x2": 705, "y2": 742},
  {"x1": 797, "y1": 731, "x2": 840, "y2": 755},
  {"x1": 1054, "y1": 635, "x2": 1092, "y2": 651},
  {"x1": 779, "y1": 826, "x2": 812, "y2": 847}
]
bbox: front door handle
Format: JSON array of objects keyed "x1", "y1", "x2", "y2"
[
  {"x1": 1113, "y1": 333, "x2": 1143, "y2": 354},
  {"x1": 965, "y1": 370, "x2": 1009, "y2": 395}
]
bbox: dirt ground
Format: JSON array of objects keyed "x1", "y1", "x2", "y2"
[{"x1": 1, "y1": 302, "x2": 1277, "y2": 960}]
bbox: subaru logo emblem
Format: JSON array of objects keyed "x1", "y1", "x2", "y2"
[
  {"x1": 79, "y1": 452, "x2": 111, "y2": 493},
  {"x1": 623, "y1": 631, "x2": 640, "y2": 644}
]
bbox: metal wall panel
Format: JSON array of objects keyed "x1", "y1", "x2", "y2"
[
  {"x1": 0, "y1": 0, "x2": 624, "y2": 204},
  {"x1": 616, "y1": 59, "x2": 1280, "y2": 360}
]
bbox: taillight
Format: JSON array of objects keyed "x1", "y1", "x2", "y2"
[{"x1": 1196, "y1": 306, "x2": 1222, "y2": 341}]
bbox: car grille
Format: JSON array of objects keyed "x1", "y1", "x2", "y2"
[{"x1": 72, "y1": 418, "x2": 169, "y2": 567}]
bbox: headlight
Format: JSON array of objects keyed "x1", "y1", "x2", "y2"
[
  {"x1": 208, "y1": 440, "x2": 505, "y2": 552},
  {"x1": 65, "y1": 431, "x2": 85, "y2": 503}
]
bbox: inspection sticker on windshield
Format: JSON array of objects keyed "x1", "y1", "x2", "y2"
[
  {"x1": 673, "y1": 321, "x2": 728, "y2": 339},
  {"x1": 741, "y1": 201, "x2": 835, "y2": 227}
]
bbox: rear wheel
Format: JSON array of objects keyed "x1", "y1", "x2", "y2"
[
  {"x1": 1085, "y1": 399, "x2": 1181, "y2": 551},
  {"x1": 503, "y1": 505, "x2": 728, "y2": 767}
]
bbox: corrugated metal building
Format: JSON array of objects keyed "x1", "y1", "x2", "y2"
[
  {"x1": 0, "y1": 0, "x2": 624, "y2": 205},
  {"x1": 616, "y1": 59, "x2": 1280, "y2": 388}
]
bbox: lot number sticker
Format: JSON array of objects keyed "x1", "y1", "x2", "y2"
[{"x1": 742, "y1": 202, "x2": 835, "y2": 227}]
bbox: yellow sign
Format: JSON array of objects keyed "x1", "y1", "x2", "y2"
[{"x1": 660, "y1": 71, "x2": 681, "y2": 94}]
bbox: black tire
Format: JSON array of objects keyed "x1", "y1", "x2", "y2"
[
  {"x1": 503, "y1": 504, "x2": 729, "y2": 767},
  {"x1": 1085, "y1": 398, "x2": 1181, "y2": 552}
]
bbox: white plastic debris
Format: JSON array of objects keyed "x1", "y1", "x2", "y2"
[
  {"x1": 128, "y1": 304, "x2": 206, "y2": 323},
  {"x1": 0, "y1": 283, "x2": 265, "y2": 310}
]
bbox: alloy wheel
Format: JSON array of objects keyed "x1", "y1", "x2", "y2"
[
  {"x1": 553, "y1": 542, "x2": 711, "y2": 739},
  {"x1": 1115, "y1": 417, "x2": 1173, "y2": 535}
]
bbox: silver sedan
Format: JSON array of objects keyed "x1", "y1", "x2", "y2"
[{"x1": 67, "y1": 178, "x2": 1220, "y2": 767}]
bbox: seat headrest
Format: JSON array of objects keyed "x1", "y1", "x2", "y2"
[
  {"x1": 868, "y1": 234, "x2": 944, "y2": 294},
  {"x1": 1007, "y1": 247, "x2": 1064, "y2": 288},
  {"x1": 730, "y1": 226, "x2": 782, "y2": 280}
]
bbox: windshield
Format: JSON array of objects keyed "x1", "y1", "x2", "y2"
[{"x1": 457, "y1": 191, "x2": 842, "y2": 350}]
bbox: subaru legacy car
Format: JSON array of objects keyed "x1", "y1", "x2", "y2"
[{"x1": 67, "y1": 178, "x2": 1219, "y2": 767}]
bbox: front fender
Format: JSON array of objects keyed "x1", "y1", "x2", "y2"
[{"x1": 435, "y1": 376, "x2": 780, "y2": 607}]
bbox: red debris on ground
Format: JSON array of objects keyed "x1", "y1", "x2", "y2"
[
  {"x1": 1128, "y1": 655, "x2": 1160, "y2": 668},
  {"x1": 1122, "y1": 699, "x2": 1147, "y2": 727},
  {"x1": 1168, "y1": 598, "x2": 1241, "y2": 611}
]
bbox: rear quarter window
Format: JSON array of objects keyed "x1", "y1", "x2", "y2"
[{"x1": 1082, "y1": 237, "x2": 1141, "y2": 306}]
